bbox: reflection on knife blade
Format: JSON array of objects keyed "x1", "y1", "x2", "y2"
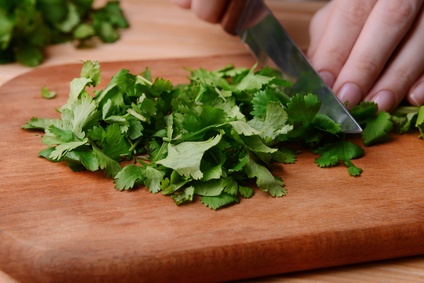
[{"x1": 221, "y1": 0, "x2": 362, "y2": 134}]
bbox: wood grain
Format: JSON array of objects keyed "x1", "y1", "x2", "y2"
[
  {"x1": 0, "y1": 0, "x2": 321, "y2": 88},
  {"x1": 1, "y1": 0, "x2": 424, "y2": 282},
  {"x1": 1, "y1": 55, "x2": 424, "y2": 283}
]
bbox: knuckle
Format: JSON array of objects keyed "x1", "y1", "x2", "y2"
[
  {"x1": 379, "y1": 0, "x2": 419, "y2": 27},
  {"x1": 325, "y1": 47, "x2": 348, "y2": 69},
  {"x1": 335, "y1": 1, "x2": 374, "y2": 26},
  {"x1": 392, "y1": 65, "x2": 416, "y2": 87},
  {"x1": 310, "y1": 45, "x2": 347, "y2": 73},
  {"x1": 353, "y1": 54, "x2": 381, "y2": 78}
]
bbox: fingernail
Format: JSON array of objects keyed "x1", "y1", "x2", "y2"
[
  {"x1": 318, "y1": 71, "x2": 335, "y2": 88},
  {"x1": 370, "y1": 90, "x2": 396, "y2": 112},
  {"x1": 338, "y1": 83, "x2": 362, "y2": 108},
  {"x1": 409, "y1": 82, "x2": 424, "y2": 106}
]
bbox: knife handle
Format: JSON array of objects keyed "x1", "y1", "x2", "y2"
[{"x1": 221, "y1": 0, "x2": 248, "y2": 35}]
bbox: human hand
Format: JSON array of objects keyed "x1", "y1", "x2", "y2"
[
  {"x1": 308, "y1": 0, "x2": 424, "y2": 111},
  {"x1": 170, "y1": 0, "x2": 229, "y2": 23},
  {"x1": 172, "y1": 0, "x2": 424, "y2": 112}
]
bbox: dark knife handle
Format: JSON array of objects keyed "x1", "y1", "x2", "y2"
[{"x1": 221, "y1": 0, "x2": 248, "y2": 35}]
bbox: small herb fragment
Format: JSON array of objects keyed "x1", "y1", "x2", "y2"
[
  {"x1": 391, "y1": 105, "x2": 424, "y2": 139},
  {"x1": 41, "y1": 86, "x2": 56, "y2": 99},
  {"x1": 350, "y1": 102, "x2": 393, "y2": 145}
]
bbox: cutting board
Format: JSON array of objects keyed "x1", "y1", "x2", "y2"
[{"x1": 1, "y1": 54, "x2": 423, "y2": 283}]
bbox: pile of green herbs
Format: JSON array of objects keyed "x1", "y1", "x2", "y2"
[
  {"x1": 22, "y1": 61, "x2": 424, "y2": 209},
  {"x1": 0, "y1": 0, "x2": 128, "y2": 66}
]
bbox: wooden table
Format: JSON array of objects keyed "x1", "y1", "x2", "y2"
[{"x1": 1, "y1": 0, "x2": 423, "y2": 282}]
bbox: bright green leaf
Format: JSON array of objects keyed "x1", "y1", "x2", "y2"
[
  {"x1": 41, "y1": 85, "x2": 56, "y2": 99},
  {"x1": 362, "y1": 111, "x2": 393, "y2": 146},
  {"x1": 156, "y1": 134, "x2": 222, "y2": 179},
  {"x1": 201, "y1": 193, "x2": 240, "y2": 210},
  {"x1": 114, "y1": 164, "x2": 145, "y2": 191}
]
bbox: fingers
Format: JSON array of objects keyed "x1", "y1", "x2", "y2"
[
  {"x1": 174, "y1": 0, "x2": 424, "y2": 111},
  {"x1": 334, "y1": 0, "x2": 423, "y2": 110},
  {"x1": 191, "y1": 0, "x2": 229, "y2": 23},
  {"x1": 308, "y1": 0, "x2": 424, "y2": 111},
  {"x1": 171, "y1": 0, "x2": 228, "y2": 23},
  {"x1": 365, "y1": 5, "x2": 424, "y2": 111},
  {"x1": 408, "y1": 73, "x2": 424, "y2": 106},
  {"x1": 308, "y1": 0, "x2": 378, "y2": 88},
  {"x1": 171, "y1": 0, "x2": 191, "y2": 9}
]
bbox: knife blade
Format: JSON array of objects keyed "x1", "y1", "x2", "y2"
[{"x1": 221, "y1": 0, "x2": 362, "y2": 134}]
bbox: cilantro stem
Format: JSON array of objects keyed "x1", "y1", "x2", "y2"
[
  {"x1": 137, "y1": 75, "x2": 153, "y2": 86},
  {"x1": 177, "y1": 123, "x2": 227, "y2": 143},
  {"x1": 128, "y1": 138, "x2": 143, "y2": 153},
  {"x1": 150, "y1": 141, "x2": 168, "y2": 165},
  {"x1": 392, "y1": 106, "x2": 419, "y2": 115}
]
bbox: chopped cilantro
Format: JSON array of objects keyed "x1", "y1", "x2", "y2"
[
  {"x1": 416, "y1": 106, "x2": 424, "y2": 139},
  {"x1": 314, "y1": 140, "x2": 364, "y2": 176},
  {"x1": 0, "y1": 1, "x2": 128, "y2": 66},
  {"x1": 41, "y1": 86, "x2": 56, "y2": 99},
  {"x1": 350, "y1": 102, "x2": 393, "y2": 145},
  {"x1": 22, "y1": 61, "x2": 423, "y2": 210}
]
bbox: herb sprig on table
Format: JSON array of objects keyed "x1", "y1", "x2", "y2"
[
  {"x1": 0, "y1": 0, "x2": 128, "y2": 67},
  {"x1": 22, "y1": 61, "x2": 423, "y2": 209}
]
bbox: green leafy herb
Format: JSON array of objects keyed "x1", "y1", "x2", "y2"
[
  {"x1": 0, "y1": 0, "x2": 128, "y2": 66},
  {"x1": 416, "y1": 106, "x2": 424, "y2": 139},
  {"x1": 391, "y1": 105, "x2": 424, "y2": 139},
  {"x1": 41, "y1": 86, "x2": 56, "y2": 99},
  {"x1": 314, "y1": 139, "x2": 364, "y2": 176},
  {"x1": 22, "y1": 61, "x2": 422, "y2": 210},
  {"x1": 350, "y1": 102, "x2": 393, "y2": 145}
]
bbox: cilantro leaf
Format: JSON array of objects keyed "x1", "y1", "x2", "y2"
[
  {"x1": 243, "y1": 154, "x2": 286, "y2": 197},
  {"x1": 144, "y1": 166, "x2": 166, "y2": 193},
  {"x1": 221, "y1": 177, "x2": 238, "y2": 195},
  {"x1": 315, "y1": 140, "x2": 364, "y2": 176},
  {"x1": 286, "y1": 93, "x2": 321, "y2": 124},
  {"x1": 97, "y1": 123, "x2": 131, "y2": 160},
  {"x1": 22, "y1": 117, "x2": 61, "y2": 131},
  {"x1": 350, "y1": 102, "x2": 393, "y2": 145},
  {"x1": 201, "y1": 158, "x2": 224, "y2": 182},
  {"x1": 156, "y1": 134, "x2": 222, "y2": 179},
  {"x1": 80, "y1": 60, "x2": 102, "y2": 87},
  {"x1": 362, "y1": 111, "x2": 393, "y2": 145},
  {"x1": 61, "y1": 93, "x2": 100, "y2": 133},
  {"x1": 271, "y1": 147, "x2": 297, "y2": 164},
  {"x1": 390, "y1": 106, "x2": 422, "y2": 134},
  {"x1": 415, "y1": 106, "x2": 424, "y2": 139},
  {"x1": 248, "y1": 101, "x2": 293, "y2": 143},
  {"x1": 41, "y1": 86, "x2": 56, "y2": 99},
  {"x1": 235, "y1": 66, "x2": 273, "y2": 91},
  {"x1": 72, "y1": 148, "x2": 99, "y2": 172},
  {"x1": 160, "y1": 171, "x2": 190, "y2": 195},
  {"x1": 91, "y1": 1, "x2": 129, "y2": 43},
  {"x1": 229, "y1": 121, "x2": 260, "y2": 136},
  {"x1": 312, "y1": 114, "x2": 341, "y2": 135},
  {"x1": 0, "y1": 1, "x2": 128, "y2": 66},
  {"x1": 114, "y1": 164, "x2": 145, "y2": 191},
  {"x1": 50, "y1": 139, "x2": 88, "y2": 161},
  {"x1": 171, "y1": 186, "x2": 195, "y2": 206},
  {"x1": 350, "y1": 102, "x2": 378, "y2": 125},
  {"x1": 200, "y1": 193, "x2": 240, "y2": 210},
  {"x1": 238, "y1": 185, "x2": 254, "y2": 198},
  {"x1": 193, "y1": 180, "x2": 224, "y2": 196},
  {"x1": 92, "y1": 145, "x2": 122, "y2": 178}
]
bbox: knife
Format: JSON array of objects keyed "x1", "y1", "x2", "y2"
[{"x1": 221, "y1": 0, "x2": 362, "y2": 134}]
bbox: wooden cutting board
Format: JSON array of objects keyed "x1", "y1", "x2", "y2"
[{"x1": 1, "y1": 54, "x2": 423, "y2": 283}]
